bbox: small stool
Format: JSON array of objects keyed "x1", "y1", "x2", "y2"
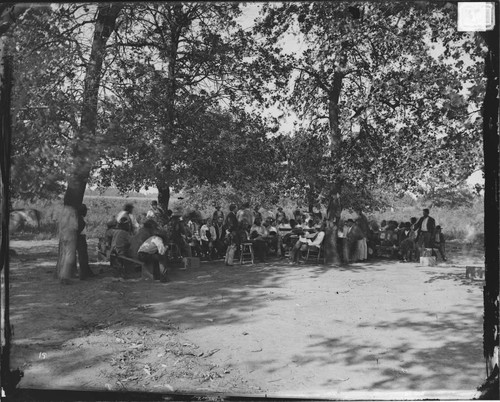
[
  {"x1": 422, "y1": 248, "x2": 433, "y2": 257},
  {"x1": 240, "y1": 242, "x2": 254, "y2": 265}
]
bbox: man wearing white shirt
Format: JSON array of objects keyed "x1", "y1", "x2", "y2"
[
  {"x1": 289, "y1": 223, "x2": 326, "y2": 264},
  {"x1": 200, "y1": 219, "x2": 217, "y2": 260},
  {"x1": 138, "y1": 233, "x2": 168, "y2": 282}
]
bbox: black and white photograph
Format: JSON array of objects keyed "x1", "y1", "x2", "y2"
[{"x1": 0, "y1": 1, "x2": 498, "y2": 400}]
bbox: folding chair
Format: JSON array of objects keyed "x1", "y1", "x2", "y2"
[{"x1": 306, "y1": 243, "x2": 324, "y2": 263}]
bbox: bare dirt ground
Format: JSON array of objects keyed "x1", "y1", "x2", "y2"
[{"x1": 7, "y1": 239, "x2": 486, "y2": 399}]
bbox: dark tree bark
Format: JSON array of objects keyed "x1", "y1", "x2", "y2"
[
  {"x1": 157, "y1": 184, "x2": 170, "y2": 215},
  {"x1": 479, "y1": 6, "x2": 499, "y2": 381},
  {"x1": 0, "y1": 4, "x2": 43, "y2": 391},
  {"x1": 0, "y1": 45, "x2": 13, "y2": 394},
  {"x1": 56, "y1": 3, "x2": 122, "y2": 282},
  {"x1": 323, "y1": 72, "x2": 345, "y2": 266}
]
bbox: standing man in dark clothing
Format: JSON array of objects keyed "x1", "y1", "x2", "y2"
[
  {"x1": 213, "y1": 205, "x2": 224, "y2": 223},
  {"x1": 214, "y1": 216, "x2": 226, "y2": 258},
  {"x1": 224, "y1": 204, "x2": 239, "y2": 265},
  {"x1": 225, "y1": 204, "x2": 239, "y2": 238},
  {"x1": 415, "y1": 208, "x2": 436, "y2": 250},
  {"x1": 253, "y1": 205, "x2": 262, "y2": 223},
  {"x1": 170, "y1": 213, "x2": 192, "y2": 258},
  {"x1": 77, "y1": 204, "x2": 95, "y2": 279}
]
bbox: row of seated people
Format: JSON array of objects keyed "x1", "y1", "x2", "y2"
[
  {"x1": 100, "y1": 205, "x2": 368, "y2": 268},
  {"x1": 185, "y1": 215, "x2": 284, "y2": 261},
  {"x1": 371, "y1": 219, "x2": 446, "y2": 262}
]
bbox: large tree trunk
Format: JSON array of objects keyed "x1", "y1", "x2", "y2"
[
  {"x1": 157, "y1": 184, "x2": 170, "y2": 215},
  {"x1": 479, "y1": 12, "x2": 499, "y2": 381},
  {"x1": 322, "y1": 72, "x2": 344, "y2": 266},
  {"x1": 324, "y1": 191, "x2": 342, "y2": 265},
  {"x1": 56, "y1": 4, "x2": 122, "y2": 282},
  {"x1": 155, "y1": 7, "x2": 183, "y2": 210},
  {"x1": 0, "y1": 38, "x2": 13, "y2": 391}
]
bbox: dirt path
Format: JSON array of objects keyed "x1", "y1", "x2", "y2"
[{"x1": 8, "y1": 239, "x2": 485, "y2": 398}]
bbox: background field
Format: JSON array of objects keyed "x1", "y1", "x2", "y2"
[{"x1": 10, "y1": 192, "x2": 484, "y2": 245}]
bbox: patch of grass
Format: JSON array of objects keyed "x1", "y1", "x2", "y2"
[
  {"x1": 11, "y1": 196, "x2": 155, "y2": 240},
  {"x1": 10, "y1": 195, "x2": 485, "y2": 244}
]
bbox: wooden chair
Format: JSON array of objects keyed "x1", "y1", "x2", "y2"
[
  {"x1": 240, "y1": 242, "x2": 254, "y2": 265},
  {"x1": 305, "y1": 243, "x2": 324, "y2": 263},
  {"x1": 110, "y1": 251, "x2": 149, "y2": 279}
]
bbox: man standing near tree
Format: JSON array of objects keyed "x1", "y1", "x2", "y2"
[{"x1": 415, "y1": 208, "x2": 436, "y2": 251}]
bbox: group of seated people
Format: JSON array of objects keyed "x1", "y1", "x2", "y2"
[
  {"x1": 98, "y1": 201, "x2": 329, "y2": 272},
  {"x1": 97, "y1": 202, "x2": 446, "y2": 275},
  {"x1": 371, "y1": 214, "x2": 446, "y2": 262}
]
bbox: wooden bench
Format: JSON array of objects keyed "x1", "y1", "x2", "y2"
[
  {"x1": 111, "y1": 254, "x2": 156, "y2": 280},
  {"x1": 466, "y1": 266, "x2": 484, "y2": 280}
]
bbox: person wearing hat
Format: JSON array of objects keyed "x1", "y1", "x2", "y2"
[
  {"x1": 116, "y1": 203, "x2": 139, "y2": 234},
  {"x1": 212, "y1": 205, "x2": 224, "y2": 223},
  {"x1": 168, "y1": 207, "x2": 192, "y2": 258},
  {"x1": 415, "y1": 208, "x2": 436, "y2": 251}
]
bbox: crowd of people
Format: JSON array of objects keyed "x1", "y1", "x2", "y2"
[
  {"x1": 93, "y1": 201, "x2": 446, "y2": 282},
  {"x1": 369, "y1": 208, "x2": 447, "y2": 262}
]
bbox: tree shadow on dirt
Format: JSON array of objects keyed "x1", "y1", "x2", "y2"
[
  {"x1": 423, "y1": 270, "x2": 485, "y2": 288},
  {"x1": 127, "y1": 261, "x2": 301, "y2": 329},
  {"x1": 287, "y1": 295, "x2": 484, "y2": 391},
  {"x1": 8, "y1": 241, "x2": 485, "y2": 393}
]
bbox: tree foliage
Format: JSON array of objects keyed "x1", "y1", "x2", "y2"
[
  {"x1": 254, "y1": 1, "x2": 485, "y2": 207},
  {"x1": 87, "y1": 3, "x2": 271, "y2": 210}
]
